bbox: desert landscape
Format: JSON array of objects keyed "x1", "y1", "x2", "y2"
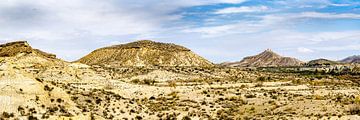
[{"x1": 0, "y1": 40, "x2": 359, "y2": 120}]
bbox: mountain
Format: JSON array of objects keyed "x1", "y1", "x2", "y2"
[
  {"x1": 340, "y1": 55, "x2": 360, "y2": 63},
  {"x1": 223, "y1": 49, "x2": 304, "y2": 67},
  {"x1": 77, "y1": 40, "x2": 214, "y2": 67},
  {"x1": 306, "y1": 58, "x2": 340, "y2": 67}
]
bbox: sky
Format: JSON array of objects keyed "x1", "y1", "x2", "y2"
[{"x1": 0, "y1": 0, "x2": 359, "y2": 63}]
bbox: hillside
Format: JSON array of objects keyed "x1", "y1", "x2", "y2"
[
  {"x1": 0, "y1": 41, "x2": 110, "y2": 119},
  {"x1": 223, "y1": 49, "x2": 304, "y2": 67},
  {"x1": 77, "y1": 40, "x2": 214, "y2": 67}
]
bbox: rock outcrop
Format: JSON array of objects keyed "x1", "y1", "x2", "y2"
[
  {"x1": 77, "y1": 40, "x2": 214, "y2": 67},
  {"x1": 223, "y1": 49, "x2": 303, "y2": 67},
  {"x1": 0, "y1": 41, "x2": 56, "y2": 59}
]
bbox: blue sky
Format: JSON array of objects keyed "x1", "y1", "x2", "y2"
[{"x1": 0, "y1": 0, "x2": 359, "y2": 63}]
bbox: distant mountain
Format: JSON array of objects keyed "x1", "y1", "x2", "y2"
[
  {"x1": 77, "y1": 40, "x2": 214, "y2": 67},
  {"x1": 340, "y1": 55, "x2": 360, "y2": 63},
  {"x1": 223, "y1": 49, "x2": 304, "y2": 67},
  {"x1": 306, "y1": 58, "x2": 340, "y2": 66}
]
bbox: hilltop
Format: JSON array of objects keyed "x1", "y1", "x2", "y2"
[
  {"x1": 223, "y1": 49, "x2": 304, "y2": 67},
  {"x1": 77, "y1": 40, "x2": 214, "y2": 67}
]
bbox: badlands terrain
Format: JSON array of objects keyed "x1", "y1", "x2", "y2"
[{"x1": 0, "y1": 40, "x2": 360, "y2": 120}]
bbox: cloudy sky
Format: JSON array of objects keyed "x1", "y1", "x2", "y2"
[{"x1": 0, "y1": 0, "x2": 359, "y2": 63}]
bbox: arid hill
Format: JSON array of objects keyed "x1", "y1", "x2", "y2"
[
  {"x1": 223, "y1": 49, "x2": 304, "y2": 67},
  {"x1": 340, "y1": 55, "x2": 360, "y2": 63},
  {"x1": 77, "y1": 40, "x2": 214, "y2": 67}
]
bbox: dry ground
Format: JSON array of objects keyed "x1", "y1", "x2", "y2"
[{"x1": 1, "y1": 64, "x2": 360, "y2": 120}]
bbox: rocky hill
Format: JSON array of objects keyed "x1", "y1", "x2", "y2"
[
  {"x1": 340, "y1": 55, "x2": 360, "y2": 63},
  {"x1": 223, "y1": 49, "x2": 304, "y2": 67},
  {"x1": 77, "y1": 40, "x2": 214, "y2": 67}
]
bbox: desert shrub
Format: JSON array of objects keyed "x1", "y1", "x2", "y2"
[
  {"x1": 135, "y1": 116, "x2": 143, "y2": 120},
  {"x1": 292, "y1": 79, "x2": 301, "y2": 85},
  {"x1": 96, "y1": 98, "x2": 102, "y2": 104},
  {"x1": 44, "y1": 85, "x2": 53, "y2": 92},
  {"x1": 202, "y1": 90, "x2": 208, "y2": 94},
  {"x1": 354, "y1": 96, "x2": 360, "y2": 105},
  {"x1": 240, "y1": 84, "x2": 248, "y2": 89},
  {"x1": 168, "y1": 91, "x2": 179, "y2": 98},
  {"x1": 143, "y1": 79, "x2": 156, "y2": 85},
  {"x1": 71, "y1": 96, "x2": 78, "y2": 101},
  {"x1": 2, "y1": 112, "x2": 14, "y2": 118},
  {"x1": 257, "y1": 76, "x2": 271, "y2": 82},
  {"x1": 182, "y1": 116, "x2": 191, "y2": 120},
  {"x1": 35, "y1": 78, "x2": 43, "y2": 83},
  {"x1": 255, "y1": 82, "x2": 263, "y2": 87},
  {"x1": 250, "y1": 107, "x2": 255, "y2": 111},
  {"x1": 245, "y1": 94, "x2": 256, "y2": 98},
  {"x1": 270, "y1": 95, "x2": 277, "y2": 100},
  {"x1": 257, "y1": 76, "x2": 266, "y2": 82},
  {"x1": 56, "y1": 98, "x2": 62, "y2": 103},
  {"x1": 349, "y1": 105, "x2": 360, "y2": 115},
  {"x1": 131, "y1": 79, "x2": 140, "y2": 84},
  {"x1": 28, "y1": 115, "x2": 38, "y2": 120}
]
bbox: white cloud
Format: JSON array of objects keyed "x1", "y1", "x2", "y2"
[
  {"x1": 183, "y1": 21, "x2": 267, "y2": 37},
  {"x1": 298, "y1": 12, "x2": 360, "y2": 19},
  {"x1": 215, "y1": 6, "x2": 268, "y2": 14},
  {"x1": 308, "y1": 31, "x2": 360, "y2": 42},
  {"x1": 315, "y1": 44, "x2": 360, "y2": 51},
  {"x1": 185, "y1": 12, "x2": 360, "y2": 37},
  {"x1": 297, "y1": 47, "x2": 314, "y2": 53},
  {"x1": 330, "y1": 3, "x2": 351, "y2": 7},
  {"x1": 216, "y1": 0, "x2": 247, "y2": 4}
]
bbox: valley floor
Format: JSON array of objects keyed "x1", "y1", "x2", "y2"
[{"x1": 1, "y1": 65, "x2": 360, "y2": 120}]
